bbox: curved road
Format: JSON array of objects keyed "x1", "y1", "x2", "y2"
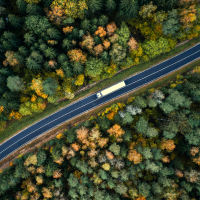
[{"x1": 0, "y1": 43, "x2": 200, "y2": 161}]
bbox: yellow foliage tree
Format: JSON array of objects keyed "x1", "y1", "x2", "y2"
[
  {"x1": 67, "y1": 49, "x2": 87, "y2": 63},
  {"x1": 56, "y1": 68, "x2": 65, "y2": 77},
  {"x1": 75, "y1": 74, "x2": 84, "y2": 86}
]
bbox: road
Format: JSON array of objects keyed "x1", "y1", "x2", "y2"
[{"x1": 0, "y1": 43, "x2": 200, "y2": 161}]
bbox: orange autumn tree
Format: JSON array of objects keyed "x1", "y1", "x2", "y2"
[
  {"x1": 3, "y1": 50, "x2": 19, "y2": 67},
  {"x1": 44, "y1": 6, "x2": 66, "y2": 25},
  {"x1": 93, "y1": 44, "x2": 104, "y2": 56},
  {"x1": 160, "y1": 139, "x2": 176, "y2": 151},
  {"x1": 127, "y1": 149, "x2": 142, "y2": 164},
  {"x1": 94, "y1": 26, "x2": 107, "y2": 38},
  {"x1": 67, "y1": 49, "x2": 87, "y2": 63},
  {"x1": 56, "y1": 68, "x2": 65, "y2": 77},
  {"x1": 179, "y1": 5, "x2": 197, "y2": 28},
  {"x1": 106, "y1": 22, "x2": 117, "y2": 36},
  {"x1": 107, "y1": 124, "x2": 125, "y2": 138},
  {"x1": 79, "y1": 34, "x2": 95, "y2": 52},
  {"x1": 127, "y1": 37, "x2": 138, "y2": 52},
  {"x1": 63, "y1": 26, "x2": 74, "y2": 34}
]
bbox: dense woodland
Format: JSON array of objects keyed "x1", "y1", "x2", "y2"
[
  {"x1": 0, "y1": 0, "x2": 200, "y2": 130},
  {"x1": 0, "y1": 69, "x2": 200, "y2": 199}
]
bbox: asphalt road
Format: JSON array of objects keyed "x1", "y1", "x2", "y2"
[{"x1": 0, "y1": 43, "x2": 200, "y2": 161}]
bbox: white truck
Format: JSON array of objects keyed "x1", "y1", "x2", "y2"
[{"x1": 96, "y1": 81, "x2": 126, "y2": 98}]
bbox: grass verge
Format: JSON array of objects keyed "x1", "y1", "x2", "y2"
[
  {"x1": 1, "y1": 37, "x2": 200, "y2": 144},
  {"x1": 0, "y1": 53, "x2": 199, "y2": 168}
]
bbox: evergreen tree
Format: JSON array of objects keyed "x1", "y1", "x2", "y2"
[
  {"x1": 26, "y1": 3, "x2": 43, "y2": 15},
  {"x1": 138, "y1": 182, "x2": 151, "y2": 197},
  {"x1": 162, "y1": 9, "x2": 180, "y2": 37},
  {"x1": 44, "y1": 47, "x2": 57, "y2": 59},
  {"x1": 42, "y1": 77, "x2": 59, "y2": 97},
  {"x1": 88, "y1": 0, "x2": 102, "y2": 14},
  {"x1": 7, "y1": 14, "x2": 23, "y2": 28},
  {"x1": 117, "y1": 0, "x2": 139, "y2": 21},
  {"x1": 73, "y1": 62, "x2": 84, "y2": 75},
  {"x1": 24, "y1": 33, "x2": 36, "y2": 46},
  {"x1": 7, "y1": 75, "x2": 25, "y2": 92},
  {"x1": 98, "y1": 15, "x2": 109, "y2": 27},
  {"x1": 81, "y1": 19, "x2": 91, "y2": 32},
  {"x1": 106, "y1": 0, "x2": 116, "y2": 13},
  {"x1": 46, "y1": 27, "x2": 62, "y2": 41},
  {"x1": 62, "y1": 38, "x2": 72, "y2": 51},
  {"x1": 16, "y1": 0, "x2": 26, "y2": 14},
  {"x1": 135, "y1": 116, "x2": 148, "y2": 134}
]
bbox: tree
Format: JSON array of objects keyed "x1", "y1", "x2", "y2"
[
  {"x1": 42, "y1": 77, "x2": 59, "y2": 97},
  {"x1": 46, "y1": 27, "x2": 62, "y2": 41},
  {"x1": 109, "y1": 43, "x2": 126, "y2": 64},
  {"x1": 148, "y1": 98, "x2": 157, "y2": 107},
  {"x1": 139, "y1": 1, "x2": 157, "y2": 19},
  {"x1": 98, "y1": 15, "x2": 109, "y2": 27},
  {"x1": 26, "y1": 3, "x2": 43, "y2": 15},
  {"x1": 16, "y1": 0, "x2": 26, "y2": 14},
  {"x1": 7, "y1": 14, "x2": 23, "y2": 28},
  {"x1": 24, "y1": 15, "x2": 51, "y2": 35},
  {"x1": 142, "y1": 37, "x2": 170, "y2": 59},
  {"x1": 7, "y1": 76, "x2": 25, "y2": 92},
  {"x1": 80, "y1": 19, "x2": 91, "y2": 32},
  {"x1": 106, "y1": 0, "x2": 116, "y2": 13},
  {"x1": 135, "y1": 116, "x2": 148, "y2": 134},
  {"x1": 163, "y1": 121, "x2": 179, "y2": 139},
  {"x1": 115, "y1": 183, "x2": 128, "y2": 195},
  {"x1": 115, "y1": 21, "x2": 130, "y2": 47},
  {"x1": 162, "y1": 9, "x2": 180, "y2": 36},
  {"x1": 146, "y1": 127, "x2": 158, "y2": 138},
  {"x1": 159, "y1": 102, "x2": 174, "y2": 114},
  {"x1": 117, "y1": 0, "x2": 139, "y2": 21},
  {"x1": 138, "y1": 182, "x2": 151, "y2": 197},
  {"x1": 44, "y1": 47, "x2": 57, "y2": 59},
  {"x1": 75, "y1": 74, "x2": 84, "y2": 86},
  {"x1": 19, "y1": 104, "x2": 32, "y2": 116},
  {"x1": 166, "y1": 89, "x2": 191, "y2": 109},
  {"x1": 67, "y1": 49, "x2": 87, "y2": 63},
  {"x1": 24, "y1": 33, "x2": 36, "y2": 45},
  {"x1": 109, "y1": 143, "x2": 120, "y2": 156},
  {"x1": 152, "y1": 182, "x2": 163, "y2": 195},
  {"x1": 62, "y1": 38, "x2": 72, "y2": 51},
  {"x1": 88, "y1": 0, "x2": 102, "y2": 14},
  {"x1": 73, "y1": 62, "x2": 84, "y2": 75},
  {"x1": 122, "y1": 112, "x2": 134, "y2": 124},
  {"x1": 85, "y1": 57, "x2": 104, "y2": 78},
  {"x1": 133, "y1": 96, "x2": 147, "y2": 108}
]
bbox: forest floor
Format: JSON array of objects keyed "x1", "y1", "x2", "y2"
[{"x1": 0, "y1": 43, "x2": 200, "y2": 170}]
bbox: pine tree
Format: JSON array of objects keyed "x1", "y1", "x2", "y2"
[
  {"x1": 106, "y1": 0, "x2": 116, "y2": 13},
  {"x1": 42, "y1": 77, "x2": 59, "y2": 97},
  {"x1": 117, "y1": 0, "x2": 139, "y2": 21},
  {"x1": 8, "y1": 14, "x2": 23, "y2": 28},
  {"x1": 44, "y1": 47, "x2": 57, "y2": 59},
  {"x1": 135, "y1": 116, "x2": 148, "y2": 134},
  {"x1": 138, "y1": 182, "x2": 151, "y2": 197},
  {"x1": 98, "y1": 15, "x2": 109, "y2": 27},
  {"x1": 81, "y1": 19, "x2": 91, "y2": 32},
  {"x1": 16, "y1": 0, "x2": 26, "y2": 14},
  {"x1": 26, "y1": 3, "x2": 43, "y2": 15},
  {"x1": 46, "y1": 27, "x2": 62, "y2": 41},
  {"x1": 62, "y1": 38, "x2": 72, "y2": 51},
  {"x1": 72, "y1": 62, "x2": 84, "y2": 75},
  {"x1": 88, "y1": 0, "x2": 102, "y2": 14},
  {"x1": 24, "y1": 33, "x2": 36, "y2": 46}
]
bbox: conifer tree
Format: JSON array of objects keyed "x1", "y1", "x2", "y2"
[
  {"x1": 42, "y1": 77, "x2": 59, "y2": 97},
  {"x1": 26, "y1": 3, "x2": 43, "y2": 15},
  {"x1": 106, "y1": 0, "x2": 116, "y2": 13},
  {"x1": 16, "y1": 0, "x2": 26, "y2": 14},
  {"x1": 88, "y1": 0, "x2": 102, "y2": 14},
  {"x1": 7, "y1": 14, "x2": 23, "y2": 28}
]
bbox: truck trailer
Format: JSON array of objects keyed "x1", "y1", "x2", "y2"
[{"x1": 96, "y1": 81, "x2": 126, "y2": 98}]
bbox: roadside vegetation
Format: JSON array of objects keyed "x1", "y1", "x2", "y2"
[
  {"x1": 1, "y1": 66, "x2": 200, "y2": 199},
  {"x1": 1, "y1": 0, "x2": 200, "y2": 139}
]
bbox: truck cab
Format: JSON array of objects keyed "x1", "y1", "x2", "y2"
[{"x1": 96, "y1": 92, "x2": 102, "y2": 98}]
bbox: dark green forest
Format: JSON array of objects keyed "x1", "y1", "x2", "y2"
[
  {"x1": 0, "y1": 0, "x2": 200, "y2": 132},
  {"x1": 0, "y1": 69, "x2": 200, "y2": 199}
]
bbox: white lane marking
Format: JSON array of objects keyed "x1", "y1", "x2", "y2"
[
  {"x1": 0, "y1": 45, "x2": 200, "y2": 154},
  {"x1": 1, "y1": 49, "x2": 200, "y2": 155},
  {"x1": 1, "y1": 53, "x2": 200, "y2": 160},
  {"x1": 1, "y1": 54, "x2": 199, "y2": 160},
  {"x1": 1, "y1": 42, "x2": 199, "y2": 147}
]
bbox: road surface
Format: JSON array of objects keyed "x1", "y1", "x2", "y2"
[{"x1": 0, "y1": 43, "x2": 200, "y2": 161}]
